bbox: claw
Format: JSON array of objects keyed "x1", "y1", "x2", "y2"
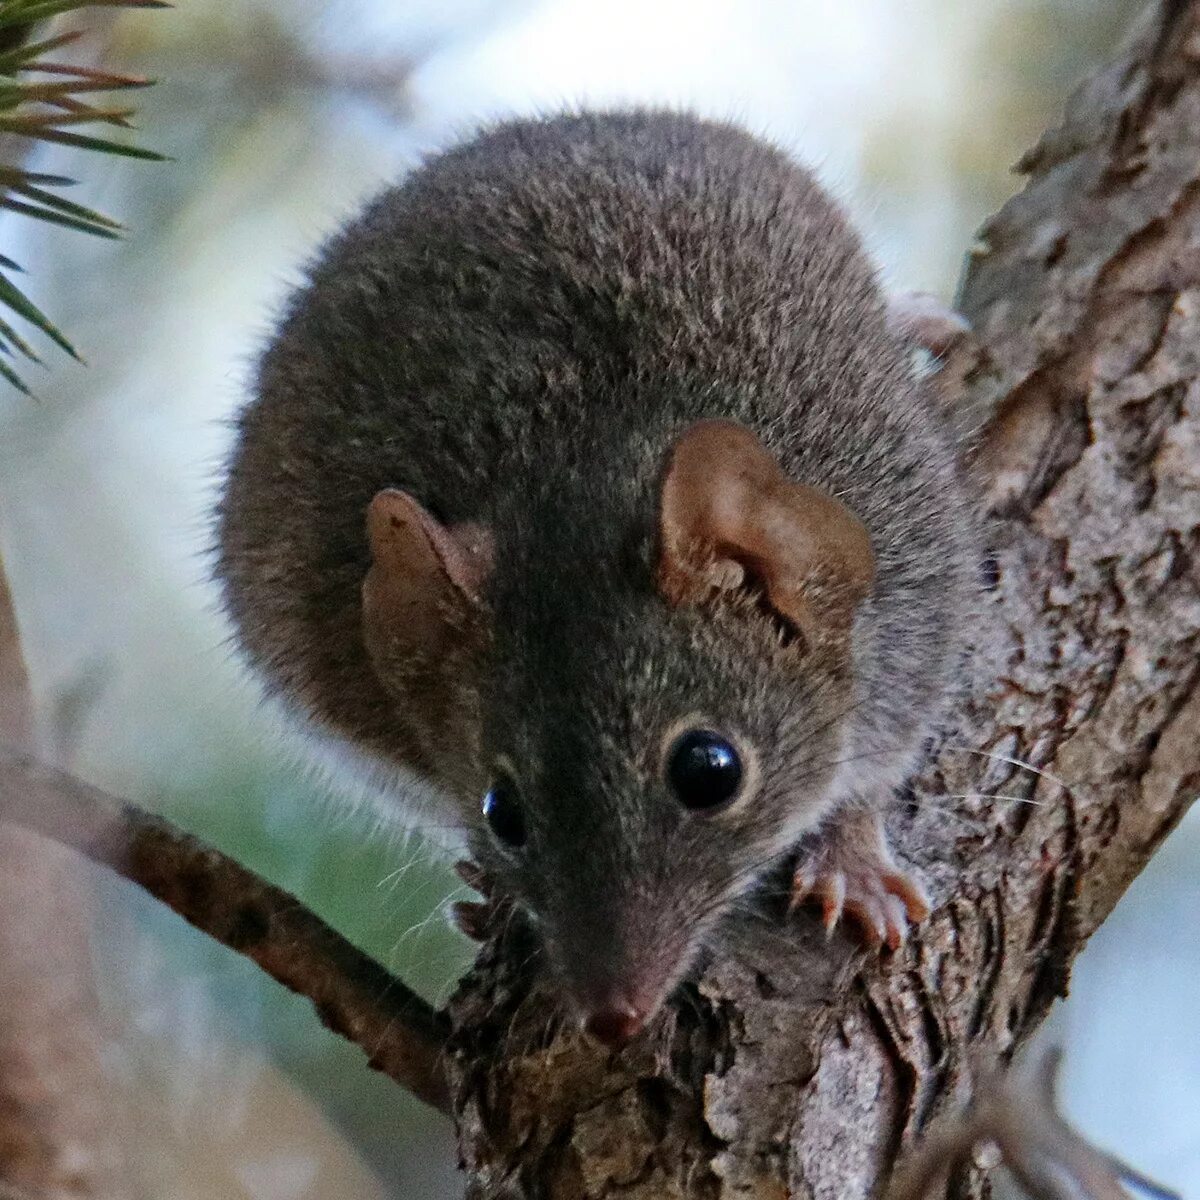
[
  {"x1": 450, "y1": 863, "x2": 512, "y2": 942},
  {"x1": 818, "y1": 873, "x2": 846, "y2": 938},
  {"x1": 843, "y1": 895, "x2": 887, "y2": 949},
  {"x1": 450, "y1": 899, "x2": 490, "y2": 942},
  {"x1": 882, "y1": 893, "x2": 909, "y2": 950},
  {"x1": 790, "y1": 809, "x2": 930, "y2": 951},
  {"x1": 454, "y1": 859, "x2": 492, "y2": 896}
]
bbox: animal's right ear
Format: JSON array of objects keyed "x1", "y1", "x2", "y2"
[{"x1": 361, "y1": 489, "x2": 492, "y2": 677}]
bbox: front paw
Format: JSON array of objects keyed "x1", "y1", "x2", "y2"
[
  {"x1": 450, "y1": 860, "x2": 509, "y2": 941},
  {"x1": 789, "y1": 811, "x2": 930, "y2": 951}
]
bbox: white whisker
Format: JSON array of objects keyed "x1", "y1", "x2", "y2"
[
  {"x1": 937, "y1": 791, "x2": 1045, "y2": 808},
  {"x1": 943, "y1": 745, "x2": 1075, "y2": 795}
]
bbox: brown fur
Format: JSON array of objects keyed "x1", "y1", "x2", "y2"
[
  {"x1": 658, "y1": 418, "x2": 875, "y2": 651},
  {"x1": 215, "y1": 109, "x2": 978, "y2": 1022}
]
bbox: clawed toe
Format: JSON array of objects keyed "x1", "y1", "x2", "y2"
[
  {"x1": 792, "y1": 865, "x2": 928, "y2": 950},
  {"x1": 450, "y1": 899, "x2": 491, "y2": 941},
  {"x1": 451, "y1": 860, "x2": 507, "y2": 941},
  {"x1": 455, "y1": 859, "x2": 492, "y2": 896},
  {"x1": 789, "y1": 812, "x2": 931, "y2": 951}
]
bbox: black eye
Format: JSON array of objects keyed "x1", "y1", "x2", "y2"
[
  {"x1": 667, "y1": 729, "x2": 743, "y2": 810},
  {"x1": 482, "y1": 770, "x2": 527, "y2": 847}
]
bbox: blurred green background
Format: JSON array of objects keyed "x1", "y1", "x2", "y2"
[{"x1": 3, "y1": 1, "x2": 1195, "y2": 1197}]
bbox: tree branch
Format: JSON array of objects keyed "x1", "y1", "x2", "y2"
[
  {"x1": 887, "y1": 1049, "x2": 1180, "y2": 1200},
  {"x1": 442, "y1": 2, "x2": 1200, "y2": 1196},
  {"x1": 1, "y1": 0, "x2": 1196, "y2": 1193},
  {"x1": 0, "y1": 743, "x2": 453, "y2": 1115}
]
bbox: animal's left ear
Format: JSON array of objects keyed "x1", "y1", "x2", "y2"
[{"x1": 657, "y1": 420, "x2": 874, "y2": 648}]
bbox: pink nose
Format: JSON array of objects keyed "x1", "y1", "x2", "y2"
[{"x1": 583, "y1": 1003, "x2": 645, "y2": 1049}]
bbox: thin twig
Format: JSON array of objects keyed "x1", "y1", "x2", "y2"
[
  {"x1": 0, "y1": 742, "x2": 454, "y2": 1114},
  {"x1": 888, "y1": 1049, "x2": 1180, "y2": 1200}
]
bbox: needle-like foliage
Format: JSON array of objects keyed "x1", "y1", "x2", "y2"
[{"x1": 0, "y1": 0, "x2": 164, "y2": 393}]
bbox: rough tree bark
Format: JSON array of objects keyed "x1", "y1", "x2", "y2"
[
  {"x1": 0, "y1": 2, "x2": 1197, "y2": 1198},
  {"x1": 443, "y1": 3, "x2": 1200, "y2": 1196}
]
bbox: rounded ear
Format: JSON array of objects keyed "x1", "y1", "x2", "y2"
[
  {"x1": 361, "y1": 489, "x2": 492, "y2": 676},
  {"x1": 657, "y1": 420, "x2": 874, "y2": 648}
]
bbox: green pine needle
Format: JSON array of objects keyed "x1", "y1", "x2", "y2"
[
  {"x1": 0, "y1": 30, "x2": 78, "y2": 72},
  {"x1": 2, "y1": 197, "x2": 121, "y2": 236},
  {"x1": 0, "y1": 1, "x2": 167, "y2": 32},
  {"x1": 0, "y1": 0, "x2": 162, "y2": 392},
  {"x1": 0, "y1": 167, "x2": 76, "y2": 185},
  {"x1": 0, "y1": 311, "x2": 42, "y2": 361},
  {"x1": 0, "y1": 269, "x2": 80, "y2": 358},
  {"x1": 4, "y1": 176, "x2": 122, "y2": 227},
  {"x1": 0, "y1": 353, "x2": 34, "y2": 393}
]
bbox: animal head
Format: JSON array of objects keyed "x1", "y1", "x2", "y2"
[{"x1": 362, "y1": 418, "x2": 875, "y2": 1045}]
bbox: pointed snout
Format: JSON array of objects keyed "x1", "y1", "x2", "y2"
[
  {"x1": 582, "y1": 998, "x2": 648, "y2": 1049},
  {"x1": 553, "y1": 897, "x2": 696, "y2": 1050}
]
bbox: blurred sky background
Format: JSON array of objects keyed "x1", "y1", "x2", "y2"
[{"x1": 1, "y1": 0, "x2": 1196, "y2": 1197}]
